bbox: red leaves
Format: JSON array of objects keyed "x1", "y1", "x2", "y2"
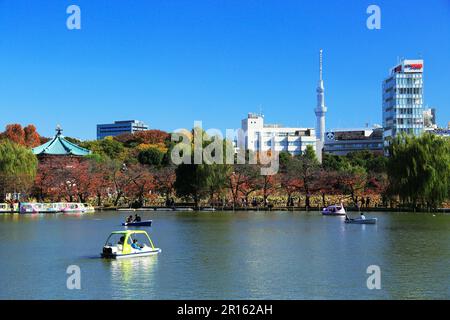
[
  {"x1": 24, "y1": 125, "x2": 42, "y2": 148},
  {"x1": 1, "y1": 124, "x2": 44, "y2": 148},
  {"x1": 4, "y1": 124, "x2": 25, "y2": 145},
  {"x1": 35, "y1": 157, "x2": 90, "y2": 201}
]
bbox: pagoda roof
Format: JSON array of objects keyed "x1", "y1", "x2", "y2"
[{"x1": 32, "y1": 126, "x2": 91, "y2": 156}]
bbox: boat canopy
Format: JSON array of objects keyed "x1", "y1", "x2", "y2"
[{"x1": 110, "y1": 230, "x2": 150, "y2": 235}]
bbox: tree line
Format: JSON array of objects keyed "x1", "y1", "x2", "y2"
[{"x1": 0, "y1": 124, "x2": 448, "y2": 211}]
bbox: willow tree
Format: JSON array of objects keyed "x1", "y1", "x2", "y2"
[
  {"x1": 387, "y1": 133, "x2": 450, "y2": 210},
  {"x1": 0, "y1": 140, "x2": 38, "y2": 201},
  {"x1": 173, "y1": 128, "x2": 231, "y2": 208}
]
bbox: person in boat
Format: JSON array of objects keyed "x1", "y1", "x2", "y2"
[
  {"x1": 133, "y1": 214, "x2": 141, "y2": 222},
  {"x1": 131, "y1": 239, "x2": 142, "y2": 250},
  {"x1": 118, "y1": 236, "x2": 125, "y2": 245},
  {"x1": 360, "y1": 212, "x2": 366, "y2": 220},
  {"x1": 126, "y1": 215, "x2": 133, "y2": 223}
]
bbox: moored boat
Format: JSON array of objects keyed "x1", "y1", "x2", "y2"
[
  {"x1": 40, "y1": 202, "x2": 66, "y2": 213},
  {"x1": 84, "y1": 205, "x2": 95, "y2": 213},
  {"x1": 0, "y1": 203, "x2": 17, "y2": 213},
  {"x1": 20, "y1": 203, "x2": 43, "y2": 214},
  {"x1": 101, "y1": 230, "x2": 161, "y2": 259},
  {"x1": 322, "y1": 203, "x2": 346, "y2": 216},
  {"x1": 174, "y1": 207, "x2": 194, "y2": 211},
  {"x1": 62, "y1": 203, "x2": 89, "y2": 213},
  {"x1": 155, "y1": 207, "x2": 173, "y2": 211}
]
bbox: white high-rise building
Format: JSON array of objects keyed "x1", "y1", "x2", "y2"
[
  {"x1": 382, "y1": 59, "x2": 424, "y2": 148},
  {"x1": 314, "y1": 49, "x2": 327, "y2": 143},
  {"x1": 241, "y1": 113, "x2": 317, "y2": 156}
]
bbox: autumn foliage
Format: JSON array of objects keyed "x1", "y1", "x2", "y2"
[
  {"x1": 0, "y1": 123, "x2": 415, "y2": 209},
  {"x1": 0, "y1": 124, "x2": 43, "y2": 148}
]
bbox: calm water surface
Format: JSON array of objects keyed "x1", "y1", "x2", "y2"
[{"x1": 0, "y1": 211, "x2": 449, "y2": 299}]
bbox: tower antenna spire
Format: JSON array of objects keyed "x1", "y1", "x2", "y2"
[
  {"x1": 319, "y1": 49, "x2": 323, "y2": 81},
  {"x1": 314, "y1": 48, "x2": 327, "y2": 143}
]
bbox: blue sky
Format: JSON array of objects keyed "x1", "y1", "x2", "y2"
[{"x1": 0, "y1": 0, "x2": 449, "y2": 140}]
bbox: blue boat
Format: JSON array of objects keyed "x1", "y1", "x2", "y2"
[
  {"x1": 345, "y1": 217, "x2": 377, "y2": 224},
  {"x1": 122, "y1": 220, "x2": 152, "y2": 227}
]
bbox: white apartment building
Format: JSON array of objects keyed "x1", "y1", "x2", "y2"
[{"x1": 240, "y1": 113, "x2": 317, "y2": 157}]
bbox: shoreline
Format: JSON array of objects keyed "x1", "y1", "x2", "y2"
[
  {"x1": 2, "y1": 206, "x2": 449, "y2": 214},
  {"x1": 104, "y1": 206, "x2": 450, "y2": 214}
]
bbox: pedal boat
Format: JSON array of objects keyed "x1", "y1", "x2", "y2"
[
  {"x1": 322, "y1": 204, "x2": 346, "y2": 216},
  {"x1": 101, "y1": 230, "x2": 161, "y2": 259}
]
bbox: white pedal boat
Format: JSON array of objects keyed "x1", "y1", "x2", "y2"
[
  {"x1": 101, "y1": 230, "x2": 161, "y2": 259},
  {"x1": 322, "y1": 204, "x2": 346, "y2": 216}
]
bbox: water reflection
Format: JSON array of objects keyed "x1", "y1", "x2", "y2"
[
  {"x1": 1, "y1": 211, "x2": 449, "y2": 299},
  {"x1": 106, "y1": 257, "x2": 159, "y2": 299}
]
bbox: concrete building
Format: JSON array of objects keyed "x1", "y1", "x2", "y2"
[
  {"x1": 382, "y1": 59, "x2": 424, "y2": 149},
  {"x1": 97, "y1": 120, "x2": 149, "y2": 140},
  {"x1": 241, "y1": 113, "x2": 317, "y2": 157},
  {"x1": 324, "y1": 126, "x2": 384, "y2": 156}
]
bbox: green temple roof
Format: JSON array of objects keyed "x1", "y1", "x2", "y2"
[{"x1": 32, "y1": 126, "x2": 91, "y2": 156}]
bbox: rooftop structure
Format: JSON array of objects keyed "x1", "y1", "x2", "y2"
[
  {"x1": 241, "y1": 113, "x2": 317, "y2": 157},
  {"x1": 32, "y1": 126, "x2": 91, "y2": 156},
  {"x1": 324, "y1": 126, "x2": 383, "y2": 156},
  {"x1": 97, "y1": 120, "x2": 149, "y2": 140}
]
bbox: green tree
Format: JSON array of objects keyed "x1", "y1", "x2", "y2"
[
  {"x1": 322, "y1": 153, "x2": 349, "y2": 171},
  {"x1": 346, "y1": 150, "x2": 387, "y2": 173},
  {"x1": 81, "y1": 137, "x2": 125, "y2": 160},
  {"x1": 174, "y1": 164, "x2": 210, "y2": 208},
  {"x1": 0, "y1": 140, "x2": 38, "y2": 201},
  {"x1": 138, "y1": 147, "x2": 165, "y2": 166},
  {"x1": 278, "y1": 151, "x2": 293, "y2": 169},
  {"x1": 173, "y1": 128, "x2": 231, "y2": 208},
  {"x1": 388, "y1": 133, "x2": 450, "y2": 210}
]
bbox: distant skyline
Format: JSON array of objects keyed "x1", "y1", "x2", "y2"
[{"x1": 1, "y1": 0, "x2": 449, "y2": 140}]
